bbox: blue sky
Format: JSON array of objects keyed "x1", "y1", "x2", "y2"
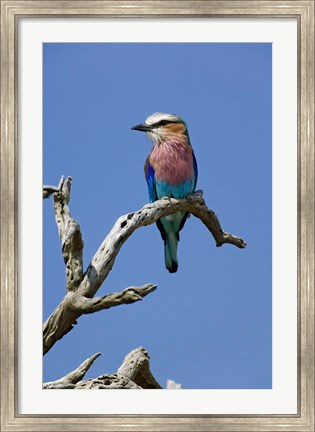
[{"x1": 43, "y1": 43, "x2": 272, "y2": 389}]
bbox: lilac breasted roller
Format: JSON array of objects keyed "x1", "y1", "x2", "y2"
[{"x1": 131, "y1": 113, "x2": 198, "y2": 273}]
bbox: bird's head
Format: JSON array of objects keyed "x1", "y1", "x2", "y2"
[{"x1": 131, "y1": 112, "x2": 188, "y2": 145}]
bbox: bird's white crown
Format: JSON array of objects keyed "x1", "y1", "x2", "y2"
[{"x1": 145, "y1": 112, "x2": 185, "y2": 126}]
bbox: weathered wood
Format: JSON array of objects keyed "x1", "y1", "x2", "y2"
[
  {"x1": 71, "y1": 284, "x2": 157, "y2": 313},
  {"x1": 43, "y1": 347, "x2": 161, "y2": 390},
  {"x1": 43, "y1": 352, "x2": 101, "y2": 388},
  {"x1": 79, "y1": 189, "x2": 246, "y2": 299},
  {"x1": 53, "y1": 176, "x2": 84, "y2": 292},
  {"x1": 43, "y1": 185, "x2": 59, "y2": 199},
  {"x1": 117, "y1": 347, "x2": 162, "y2": 389},
  {"x1": 43, "y1": 178, "x2": 246, "y2": 355},
  {"x1": 43, "y1": 284, "x2": 157, "y2": 355}
]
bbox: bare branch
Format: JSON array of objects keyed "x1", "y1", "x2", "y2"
[
  {"x1": 43, "y1": 297, "x2": 81, "y2": 353},
  {"x1": 53, "y1": 176, "x2": 84, "y2": 292},
  {"x1": 75, "y1": 375, "x2": 142, "y2": 389},
  {"x1": 43, "y1": 348, "x2": 161, "y2": 389},
  {"x1": 43, "y1": 177, "x2": 246, "y2": 355},
  {"x1": 185, "y1": 190, "x2": 246, "y2": 248},
  {"x1": 78, "y1": 189, "x2": 246, "y2": 299},
  {"x1": 43, "y1": 284, "x2": 157, "y2": 354},
  {"x1": 43, "y1": 185, "x2": 59, "y2": 199},
  {"x1": 71, "y1": 284, "x2": 157, "y2": 313},
  {"x1": 43, "y1": 352, "x2": 101, "y2": 388},
  {"x1": 117, "y1": 347, "x2": 162, "y2": 389}
]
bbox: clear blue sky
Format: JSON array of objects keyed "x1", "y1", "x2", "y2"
[{"x1": 43, "y1": 43, "x2": 272, "y2": 389}]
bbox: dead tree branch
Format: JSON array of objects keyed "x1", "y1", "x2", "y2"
[
  {"x1": 43, "y1": 347, "x2": 161, "y2": 389},
  {"x1": 43, "y1": 352, "x2": 101, "y2": 389},
  {"x1": 71, "y1": 283, "x2": 157, "y2": 313},
  {"x1": 116, "y1": 347, "x2": 162, "y2": 389},
  {"x1": 43, "y1": 283, "x2": 157, "y2": 355},
  {"x1": 43, "y1": 177, "x2": 246, "y2": 355},
  {"x1": 53, "y1": 176, "x2": 84, "y2": 292},
  {"x1": 43, "y1": 185, "x2": 60, "y2": 199},
  {"x1": 77, "y1": 189, "x2": 245, "y2": 299}
]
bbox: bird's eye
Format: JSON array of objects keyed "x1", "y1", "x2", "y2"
[{"x1": 160, "y1": 120, "x2": 168, "y2": 126}]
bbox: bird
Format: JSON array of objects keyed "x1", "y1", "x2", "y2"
[{"x1": 131, "y1": 112, "x2": 198, "y2": 273}]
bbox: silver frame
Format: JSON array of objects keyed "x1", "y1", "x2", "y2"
[{"x1": 1, "y1": 1, "x2": 314, "y2": 431}]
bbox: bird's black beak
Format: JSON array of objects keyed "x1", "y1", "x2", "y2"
[{"x1": 131, "y1": 123, "x2": 152, "y2": 132}]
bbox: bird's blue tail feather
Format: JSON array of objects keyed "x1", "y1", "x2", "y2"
[{"x1": 164, "y1": 232, "x2": 178, "y2": 273}]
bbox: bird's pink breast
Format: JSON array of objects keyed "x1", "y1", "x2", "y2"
[{"x1": 150, "y1": 139, "x2": 194, "y2": 185}]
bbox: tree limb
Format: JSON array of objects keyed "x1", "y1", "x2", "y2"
[
  {"x1": 43, "y1": 284, "x2": 157, "y2": 355},
  {"x1": 43, "y1": 352, "x2": 101, "y2": 388},
  {"x1": 43, "y1": 347, "x2": 161, "y2": 389},
  {"x1": 78, "y1": 189, "x2": 245, "y2": 299},
  {"x1": 71, "y1": 284, "x2": 157, "y2": 313},
  {"x1": 43, "y1": 185, "x2": 60, "y2": 199},
  {"x1": 53, "y1": 176, "x2": 84, "y2": 292},
  {"x1": 75, "y1": 375, "x2": 142, "y2": 389},
  {"x1": 43, "y1": 177, "x2": 246, "y2": 355},
  {"x1": 117, "y1": 347, "x2": 162, "y2": 389}
]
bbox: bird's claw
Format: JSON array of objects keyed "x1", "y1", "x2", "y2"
[{"x1": 162, "y1": 196, "x2": 173, "y2": 205}]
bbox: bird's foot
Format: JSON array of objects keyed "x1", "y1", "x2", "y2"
[{"x1": 162, "y1": 196, "x2": 173, "y2": 205}]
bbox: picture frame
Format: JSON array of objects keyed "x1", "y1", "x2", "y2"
[{"x1": 0, "y1": 1, "x2": 314, "y2": 431}]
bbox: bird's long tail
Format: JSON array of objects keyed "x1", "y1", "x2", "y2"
[{"x1": 164, "y1": 231, "x2": 178, "y2": 273}]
